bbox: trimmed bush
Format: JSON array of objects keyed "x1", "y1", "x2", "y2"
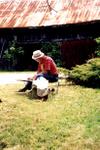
[
  {"x1": 58, "y1": 67, "x2": 69, "y2": 75},
  {"x1": 69, "y1": 58, "x2": 100, "y2": 88}
]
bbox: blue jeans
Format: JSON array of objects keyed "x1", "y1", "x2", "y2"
[{"x1": 36, "y1": 73, "x2": 58, "y2": 83}]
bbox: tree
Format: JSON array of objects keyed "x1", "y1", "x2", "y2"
[
  {"x1": 3, "y1": 40, "x2": 24, "y2": 70},
  {"x1": 95, "y1": 37, "x2": 100, "y2": 57},
  {"x1": 41, "y1": 42, "x2": 62, "y2": 67}
]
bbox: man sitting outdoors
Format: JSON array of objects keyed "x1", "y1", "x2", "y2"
[{"x1": 18, "y1": 50, "x2": 58, "y2": 97}]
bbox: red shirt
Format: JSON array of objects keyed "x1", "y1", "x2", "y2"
[{"x1": 37, "y1": 56, "x2": 58, "y2": 75}]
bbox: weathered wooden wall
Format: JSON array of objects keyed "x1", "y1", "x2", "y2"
[{"x1": 60, "y1": 39, "x2": 97, "y2": 69}]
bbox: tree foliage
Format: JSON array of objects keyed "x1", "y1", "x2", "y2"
[
  {"x1": 3, "y1": 40, "x2": 24, "y2": 70},
  {"x1": 41, "y1": 42, "x2": 62, "y2": 67},
  {"x1": 95, "y1": 37, "x2": 100, "y2": 57}
]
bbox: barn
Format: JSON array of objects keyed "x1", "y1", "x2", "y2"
[{"x1": 0, "y1": 0, "x2": 100, "y2": 69}]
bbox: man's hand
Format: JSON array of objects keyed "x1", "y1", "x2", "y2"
[{"x1": 27, "y1": 77, "x2": 33, "y2": 81}]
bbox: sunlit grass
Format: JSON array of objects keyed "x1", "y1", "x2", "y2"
[{"x1": 0, "y1": 81, "x2": 100, "y2": 150}]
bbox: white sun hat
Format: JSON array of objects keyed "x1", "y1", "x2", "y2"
[{"x1": 32, "y1": 50, "x2": 44, "y2": 60}]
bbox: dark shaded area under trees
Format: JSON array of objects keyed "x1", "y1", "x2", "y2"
[{"x1": 0, "y1": 38, "x2": 99, "y2": 71}]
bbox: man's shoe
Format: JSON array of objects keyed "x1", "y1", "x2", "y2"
[
  {"x1": 18, "y1": 81, "x2": 32, "y2": 92},
  {"x1": 18, "y1": 88, "x2": 26, "y2": 92}
]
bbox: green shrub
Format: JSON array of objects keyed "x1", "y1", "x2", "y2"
[
  {"x1": 3, "y1": 40, "x2": 24, "y2": 70},
  {"x1": 58, "y1": 67, "x2": 69, "y2": 75},
  {"x1": 69, "y1": 58, "x2": 100, "y2": 88},
  {"x1": 95, "y1": 37, "x2": 100, "y2": 57}
]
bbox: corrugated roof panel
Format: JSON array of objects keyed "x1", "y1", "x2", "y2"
[{"x1": 0, "y1": 0, "x2": 100, "y2": 28}]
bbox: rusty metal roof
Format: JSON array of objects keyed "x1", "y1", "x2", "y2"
[{"x1": 0, "y1": 0, "x2": 100, "y2": 28}]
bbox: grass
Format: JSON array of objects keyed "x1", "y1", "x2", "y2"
[{"x1": 0, "y1": 80, "x2": 100, "y2": 150}]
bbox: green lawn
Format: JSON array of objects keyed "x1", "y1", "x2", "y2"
[{"x1": 0, "y1": 81, "x2": 100, "y2": 150}]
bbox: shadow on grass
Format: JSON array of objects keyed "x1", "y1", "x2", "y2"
[
  {"x1": 66, "y1": 79, "x2": 100, "y2": 89},
  {"x1": 16, "y1": 89, "x2": 49, "y2": 102},
  {"x1": 0, "y1": 142, "x2": 7, "y2": 149},
  {"x1": 16, "y1": 87, "x2": 57, "y2": 102}
]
